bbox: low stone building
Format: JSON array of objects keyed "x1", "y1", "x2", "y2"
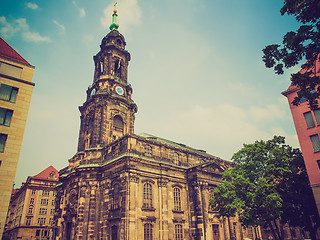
[{"x1": 53, "y1": 8, "x2": 262, "y2": 240}]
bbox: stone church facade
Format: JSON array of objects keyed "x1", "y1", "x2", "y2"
[{"x1": 53, "y1": 9, "x2": 262, "y2": 240}]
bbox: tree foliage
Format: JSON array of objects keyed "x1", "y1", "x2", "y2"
[
  {"x1": 262, "y1": 0, "x2": 320, "y2": 110},
  {"x1": 210, "y1": 136, "x2": 320, "y2": 240}
]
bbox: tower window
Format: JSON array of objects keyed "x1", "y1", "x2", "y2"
[
  {"x1": 143, "y1": 183, "x2": 153, "y2": 208},
  {"x1": 113, "y1": 115, "x2": 124, "y2": 132},
  {"x1": 314, "y1": 109, "x2": 320, "y2": 125},
  {"x1": 0, "y1": 84, "x2": 18, "y2": 103},
  {"x1": 114, "y1": 59, "x2": 121, "y2": 77},
  {"x1": 116, "y1": 39, "x2": 122, "y2": 45}
]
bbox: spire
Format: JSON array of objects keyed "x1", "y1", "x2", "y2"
[{"x1": 109, "y1": 2, "x2": 119, "y2": 31}]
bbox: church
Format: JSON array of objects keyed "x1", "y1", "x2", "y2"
[{"x1": 53, "y1": 8, "x2": 261, "y2": 240}]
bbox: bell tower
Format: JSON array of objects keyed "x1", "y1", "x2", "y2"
[{"x1": 77, "y1": 7, "x2": 137, "y2": 151}]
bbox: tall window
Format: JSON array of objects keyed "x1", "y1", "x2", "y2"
[
  {"x1": 144, "y1": 223, "x2": 153, "y2": 240},
  {"x1": 39, "y1": 208, "x2": 47, "y2": 215},
  {"x1": 26, "y1": 217, "x2": 32, "y2": 226},
  {"x1": 173, "y1": 153, "x2": 179, "y2": 165},
  {"x1": 143, "y1": 183, "x2": 153, "y2": 208},
  {"x1": 31, "y1": 189, "x2": 36, "y2": 195},
  {"x1": 0, "y1": 108, "x2": 13, "y2": 126},
  {"x1": 314, "y1": 109, "x2": 320, "y2": 125},
  {"x1": 304, "y1": 111, "x2": 315, "y2": 128},
  {"x1": 30, "y1": 198, "x2": 34, "y2": 205},
  {"x1": 38, "y1": 217, "x2": 46, "y2": 225},
  {"x1": 42, "y1": 190, "x2": 50, "y2": 196},
  {"x1": 0, "y1": 134, "x2": 8, "y2": 153},
  {"x1": 41, "y1": 199, "x2": 48, "y2": 206},
  {"x1": 310, "y1": 134, "x2": 320, "y2": 152},
  {"x1": 0, "y1": 84, "x2": 18, "y2": 103},
  {"x1": 28, "y1": 207, "x2": 33, "y2": 214},
  {"x1": 173, "y1": 187, "x2": 181, "y2": 211},
  {"x1": 113, "y1": 115, "x2": 124, "y2": 132},
  {"x1": 112, "y1": 183, "x2": 120, "y2": 209},
  {"x1": 144, "y1": 145, "x2": 152, "y2": 157},
  {"x1": 175, "y1": 224, "x2": 183, "y2": 240},
  {"x1": 209, "y1": 189, "x2": 215, "y2": 211}
]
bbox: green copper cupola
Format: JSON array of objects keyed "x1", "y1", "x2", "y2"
[{"x1": 109, "y1": 3, "x2": 119, "y2": 31}]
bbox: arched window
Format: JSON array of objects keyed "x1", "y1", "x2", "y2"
[
  {"x1": 173, "y1": 187, "x2": 181, "y2": 211},
  {"x1": 143, "y1": 183, "x2": 152, "y2": 208},
  {"x1": 175, "y1": 224, "x2": 183, "y2": 240},
  {"x1": 114, "y1": 59, "x2": 121, "y2": 77},
  {"x1": 113, "y1": 115, "x2": 124, "y2": 132},
  {"x1": 112, "y1": 183, "x2": 120, "y2": 209},
  {"x1": 144, "y1": 223, "x2": 153, "y2": 240}
]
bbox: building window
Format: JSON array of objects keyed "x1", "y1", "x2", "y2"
[
  {"x1": 52, "y1": 199, "x2": 55, "y2": 206},
  {"x1": 41, "y1": 199, "x2": 48, "y2": 206},
  {"x1": 0, "y1": 108, "x2": 13, "y2": 126},
  {"x1": 209, "y1": 189, "x2": 215, "y2": 211},
  {"x1": 0, "y1": 134, "x2": 8, "y2": 153},
  {"x1": 49, "y1": 218, "x2": 54, "y2": 226},
  {"x1": 37, "y1": 217, "x2": 46, "y2": 225},
  {"x1": 31, "y1": 189, "x2": 36, "y2": 195},
  {"x1": 314, "y1": 109, "x2": 320, "y2": 125},
  {"x1": 310, "y1": 134, "x2": 320, "y2": 152},
  {"x1": 113, "y1": 115, "x2": 124, "y2": 132},
  {"x1": 28, "y1": 207, "x2": 33, "y2": 214},
  {"x1": 50, "y1": 208, "x2": 55, "y2": 215},
  {"x1": 144, "y1": 223, "x2": 153, "y2": 240},
  {"x1": 0, "y1": 84, "x2": 18, "y2": 103},
  {"x1": 144, "y1": 145, "x2": 152, "y2": 157},
  {"x1": 30, "y1": 198, "x2": 34, "y2": 205},
  {"x1": 143, "y1": 183, "x2": 153, "y2": 208},
  {"x1": 173, "y1": 153, "x2": 180, "y2": 165},
  {"x1": 26, "y1": 217, "x2": 32, "y2": 226},
  {"x1": 112, "y1": 183, "x2": 120, "y2": 209},
  {"x1": 39, "y1": 208, "x2": 47, "y2": 215},
  {"x1": 175, "y1": 224, "x2": 183, "y2": 240},
  {"x1": 42, "y1": 190, "x2": 50, "y2": 196},
  {"x1": 304, "y1": 111, "x2": 315, "y2": 128},
  {"x1": 36, "y1": 230, "x2": 40, "y2": 236},
  {"x1": 173, "y1": 187, "x2": 181, "y2": 211}
]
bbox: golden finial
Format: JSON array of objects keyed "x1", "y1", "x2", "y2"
[{"x1": 113, "y1": 2, "x2": 118, "y2": 13}]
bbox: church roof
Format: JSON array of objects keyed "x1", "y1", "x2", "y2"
[
  {"x1": 137, "y1": 132, "x2": 207, "y2": 154},
  {"x1": 0, "y1": 37, "x2": 31, "y2": 66}
]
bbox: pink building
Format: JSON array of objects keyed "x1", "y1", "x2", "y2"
[{"x1": 282, "y1": 57, "x2": 320, "y2": 215}]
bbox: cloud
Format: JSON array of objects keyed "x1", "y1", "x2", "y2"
[
  {"x1": 137, "y1": 103, "x2": 299, "y2": 160},
  {"x1": 0, "y1": 16, "x2": 50, "y2": 42},
  {"x1": 26, "y1": 2, "x2": 39, "y2": 10},
  {"x1": 22, "y1": 31, "x2": 51, "y2": 42},
  {"x1": 101, "y1": 0, "x2": 141, "y2": 32},
  {"x1": 53, "y1": 20, "x2": 65, "y2": 33},
  {"x1": 72, "y1": 1, "x2": 86, "y2": 18}
]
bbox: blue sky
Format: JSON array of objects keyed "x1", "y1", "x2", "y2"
[{"x1": 1, "y1": 0, "x2": 302, "y2": 187}]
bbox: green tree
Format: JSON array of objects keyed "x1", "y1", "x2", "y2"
[
  {"x1": 262, "y1": 0, "x2": 320, "y2": 110},
  {"x1": 210, "y1": 136, "x2": 320, "y2": 240}
]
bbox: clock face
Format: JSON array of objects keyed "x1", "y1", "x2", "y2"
[{"x1": 115, "y1": 86, "x2": 124, "y2": 96}]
